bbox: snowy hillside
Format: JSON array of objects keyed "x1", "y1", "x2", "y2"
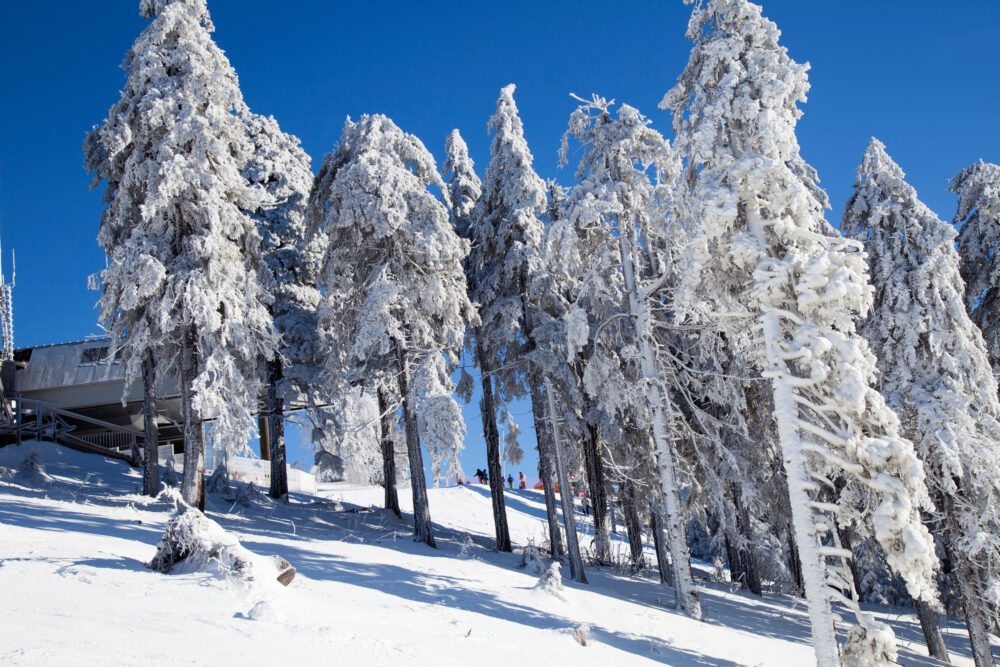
[{"x1": 0, "y1": 442, "x2": 993, "y2": 666}]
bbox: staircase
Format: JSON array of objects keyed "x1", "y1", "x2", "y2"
[{"x1": 0, "y1": 395, "x2": 140, "y2": 466}]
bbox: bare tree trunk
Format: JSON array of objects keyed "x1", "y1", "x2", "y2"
[
  {"x1": 915, "y1": 597, "x2": 951, "y2": 663},
  {"x1": 950, "y1": 544, "x2": 996, "y2": 667},
  {"x1": 530, "y1": 382, "x2": 563, "y2": 557},
  {"x1": 650, "y1": 501, "x2": 673, "y2": 586},
  {"x1": 141, "y1": 350, "x2": 160, "y2": 497},
  {"x1": 266, "y1": 357, "x2": 288, "y2": 499},
  {"x1": 179, "y1": 325, "x2": 205, "y2": 511},
  {"x1": 582, "y1": 421, "x2": 611, "y2": 563},
  {"x1": 786, "y1": 520, "x2": 804, "y2": 594},
  {"x1": 732, "y1": 486, "x2": 762, "y2": 596},
  {"x1": 377, "y1": 386, "x2": 401, "y2": 518},
  {"x1": 621, "y1": 480, "x2": 645, "y2": 569},
  {"x1": 475, "y1": 334, "x2": 511, "y2": 552},
  {"x1": 724, "y1": 533, "x2": 744, "y2": 588},
  {"x1": 396, "y1": 340, "x2": 435, "y2": 548},
  {"x1": 545, "y1": 379, "x2": 586, "y2": 584},
  {"x1": 618, "y1": 204, "x2": 700, "y2": 619}
]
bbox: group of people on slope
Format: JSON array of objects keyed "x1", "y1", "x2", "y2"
[{"x1": 469, "y1": 469, "x2": 528, "y2": 490}]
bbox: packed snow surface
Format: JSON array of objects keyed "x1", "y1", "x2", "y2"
[{"x1": 0, "y1": 441, "x2": 994, "y2": 665}]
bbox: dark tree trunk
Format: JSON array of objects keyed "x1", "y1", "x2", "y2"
[
  {"x1": 786, "y1": 520, "x2": 804, "y2": 594},
  {"x1": 179, "y1": 325, "x2": 205, "y2": 511},
  {"x1": 266, "y1": 357, "x2": 288, "y2": 499},
  {"x1": 377, "y1": 386, "x2": 401, "y2": 518},
  {"x1": 475, "y1": 334, "x2": 511, "y2": 552},
  {"x1": 621, "y1": 481, "x2": 645, "y2": 569},
  {"x1": 915, "y1": 597, "x2": 951, "y2": 663},
  {"x1": 724, "y1": 533, "x2": 744, "y2": 587},
  {"x1": 650, "y1": 501, "x2": 673, "y2": 586},
  {"x1": 837, "y1": 525, "x2": 864, "y2": 600},
  {"x1": 141, "y1": 350, "x2": 160, "y2": 497},
  {"x1": 258, "y1": 416, "x2": 271, "y2": 460},
  {"x1": 732, "y1": 487, "x2": 762, "y2": 596},
  {"x1": 396, "y1": 340, "x2": 435, "y2": 548},
  {"x1": 530, "y1": 382, "x2": 563, "y2": 557},
  {"x1": 582, "y1": 422, "x2": 611, "y2": 563}
]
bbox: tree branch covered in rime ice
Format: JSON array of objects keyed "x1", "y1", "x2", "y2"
[
  {"x1": 85, "y1": 0, "x2": 278, "y2": 510},
  {"x1": 241, "y1": 111, "x2": 320, "y2": 498},
  {"x1": 844, "y1": 139, "x2": 1000, "y2": 666},
  {"x1": 662, "y1": 1, "x2": 938, "y2": 663},
  {"x1": 466, "y1": 84, "x2": 547, "y2": 552},
  {"x1": 307, "y1": 114, "x2": 477, "y2": 546},
  {"x1": 950, "y1": 160, "x2": 1000, "y2": 386},
  {"x1": 555, "y1": 95, "x2": 702, "y2": 617}
]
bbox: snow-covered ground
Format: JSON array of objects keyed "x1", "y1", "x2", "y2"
[{"x1": 0, "y1": 441, "x2": 993, "y2": 666}]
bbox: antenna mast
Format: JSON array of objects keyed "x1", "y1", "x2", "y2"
[{"x1": 0, "y1": 240, "x2": 13, "y2": 361}]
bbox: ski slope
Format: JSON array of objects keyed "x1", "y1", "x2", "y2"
[{"x1": 0, "y1": 441, "x2": 993, "y2": 666}]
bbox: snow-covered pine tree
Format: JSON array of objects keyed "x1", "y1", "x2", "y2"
[
  {"x1": 950, "y1": 160, "x2": 1000, "y2": 385},
  {"x1": 241, "y1": 111, "x2": 319, "y2": 499},
  {"x1": 527, "y1": 180, "x2": 569, "y2": 560},
  {"x1": 844, "y1": 139, "x2": 1000, "y2": 666},
  {"x1": 528, "y1": 225, "x2": 590, "y2": 582},
  {"x1": 555, "y1": 96, "x2": 702, "y2": 616},
  {"x1": 85, "y1": 0, "x2": 278, "y2": 510},
  {"x1": 442, "y1": 129, "x2": 481, "y2": 241},
  {"x1": 308, "y1": 115, "x2": 476, "y2": 547},
  {"x1": 466, "y1": 85, "x2": 547, "y2": 553},
  {"x1": 662, "y1": 1, "x2": 938, "y2": 663}
]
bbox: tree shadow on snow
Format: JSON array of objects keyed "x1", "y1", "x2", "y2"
[{"x1": 231, "y1": 541, "x2": 737, "y2": 667}]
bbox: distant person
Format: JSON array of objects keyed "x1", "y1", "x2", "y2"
[
  {"x1": 507, "y1": 474, "x2": 514, "y2": 489},
  {"x1": 581, "y1": 494, "x2": 591, "y2": 516},
  {"x1": 518, "y1": 472, "x2": 527, "y2": 489},
  {"x1": 475, "y1": 469, "x2": 484, "y2": 484}
]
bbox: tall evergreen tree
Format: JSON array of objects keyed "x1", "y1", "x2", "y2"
[
  {"x1": 950, "y1": 160, "x2": 1000, "y2": 383},
  {"x1": 241, "y1": 111, "x2": 319, "y2": 499},
  {"x1": 85, "y1": 0, "x2": 277, "y2": 509},
  {"x1": 662, "y1": 1, "x2": 938, "y2": 663},
  {"x1": 845, "y1": 139, "x2": 1000, "y2": 666},
  {"x1": 442, "y1": 129, "x2": 481, "y2": 241},
  {"x1": 556, "y1": 96, "x2": 701, "y2": 614},
  {"x1": 467, "y1": 85, "x2": 547, "y2": 552},
  {"x1": 308, "y1": 115, "x2": 476, "y2": 547}
]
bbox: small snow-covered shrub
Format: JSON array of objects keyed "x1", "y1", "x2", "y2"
[
  {"x1": 519, "y1": 543, "x2": 546, "y2": 575},
  {"x1": 149, "y1": 509, "x2": 254, "y2": 578},
  {"x1": 162, "y1": 456, "x2": 179, "y2": 487},
  {"x1": 458, "y1": 535, "x2": 476, "y2": 559},
  {"x1": 840, "y1": 620, "x2": 897, "y2": 667},
  {"x1": 16, "y1": 450, "x2": 50, "y2": 485},
  {"x1": 233, "y1": 481, "x2": 265, "y2": 508},
  {"x1": 148, "y1": 509, "x2": 295, "y2": 587},
  {"x1": 534, "y1": 561, "x2": 567, "y2": 601},
  {"x1": 205, "y1": 464, "x2": 231, "y2": 495},
  {"x1": 573, "y1": 623, "x2": 589, "y2": 646}
]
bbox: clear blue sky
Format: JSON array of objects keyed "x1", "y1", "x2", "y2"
[{"x1": 1, "y1": 1, "x2": 998, "y2": 480}]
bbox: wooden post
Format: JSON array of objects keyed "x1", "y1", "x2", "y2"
[{"x1": 258, "y1": 415, "x2": 271, "y2": 461}]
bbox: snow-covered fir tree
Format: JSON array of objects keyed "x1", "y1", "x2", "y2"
[
  {"x1": 950, "y1": 160, "x2": 1000, "y2": 385},
  {"x1": 844, "y1": 139, "x2": 1000, "y2": 666},
  {"x1": 85, "y1": 0, "x2": 278, "y2": 509},
  {"x1": 308, "y1": 114, "x2": 476, "y2": 547},
  {"x1": 661, "y1": 1, "x2": 939, "y2": 662},
  {"x1": 555, "y1": 95, "x2": 702, "y2": 616},
  {"x1": 442, "y1": 129, "x2": 481, "y2": 241},
  {"x1": 241, "y1": 111, "x2": 319, "y2": 499},
  {"x1": 466, "y1": 84, "x2": 547, "y2": 552}
]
